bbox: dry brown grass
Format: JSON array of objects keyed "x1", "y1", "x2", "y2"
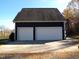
[
  {"x1": 0, "y1": 31, "x2": 11, "y2": 39},
  {"x1": 0, "y1": 51, "x2": 79, "y2": 59}
]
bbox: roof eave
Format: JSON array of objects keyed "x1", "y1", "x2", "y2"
[{"x1": 13, "y1": 20, "x2": 66, "y2": 23}]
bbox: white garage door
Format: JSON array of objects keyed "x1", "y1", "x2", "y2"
[
  {"x1": 17, "y1": 27, "x2": 33, "y2": 40},
  {"x1": 36, "y1": 27, "x2": 62, "y2": 40}
]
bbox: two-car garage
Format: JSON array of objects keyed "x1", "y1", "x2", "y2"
[
  {"x1": 17, "y1": 27, "x2": 63, "y2": 40},
  {"x1": 14, "y1": 8, "x2": 65, "y2": 41}
]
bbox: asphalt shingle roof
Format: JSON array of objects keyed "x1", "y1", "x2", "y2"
[{"x1": 13, "y1": 8, "x2": 65, "y2": 22}]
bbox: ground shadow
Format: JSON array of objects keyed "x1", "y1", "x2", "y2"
[{"x1": 0, "y1": 40, "x2": 59, "y2": 45}]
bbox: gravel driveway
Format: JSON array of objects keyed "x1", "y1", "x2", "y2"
[{"x1": 0, "y1": 39, "x2": 79, "y2": 54}]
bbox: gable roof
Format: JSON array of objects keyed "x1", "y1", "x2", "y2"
[{"x1": 13, "y1": 8, "x2": 65, "y2": 22}]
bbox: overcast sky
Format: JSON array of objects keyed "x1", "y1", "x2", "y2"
[{"x1": 0, "y1": 0, "x2": 71, "y2": 30}]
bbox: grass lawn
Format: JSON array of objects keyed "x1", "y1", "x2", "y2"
[
  {"x1": 0, "y1": 51, "x2": 79, "y2": 59},
  {"x1": 71, "y1": 35, "x2": 79, "y2": 39},
  {"x1": 0, "y1": 39, "x2": 9, "y2": 44}
]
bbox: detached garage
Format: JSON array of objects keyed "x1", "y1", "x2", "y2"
[{"x1": 13, "y1": 8, "x2": 66, "y2": 41}]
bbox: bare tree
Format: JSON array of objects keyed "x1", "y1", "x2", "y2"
[
  {"x1": 0, "y1": 25, "x2": 4, "y2": 39},
  {"x1": 67, "y1": 0, "x2": 79, "y2": 18},
  {"x1": 63, "y1": 0, "x2": 79, "y2": 35}
]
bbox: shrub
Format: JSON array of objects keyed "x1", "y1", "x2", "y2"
[{"x1": 9, "y1": 32, "x2": 14, "y2": 41}]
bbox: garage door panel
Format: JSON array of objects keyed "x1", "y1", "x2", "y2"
[
  {"x1": 36, "y1": 27, "x2": 62, "y2": 40},
  {"x1": 17, "y1": 27, "x2": 33, "y2": 40}
]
